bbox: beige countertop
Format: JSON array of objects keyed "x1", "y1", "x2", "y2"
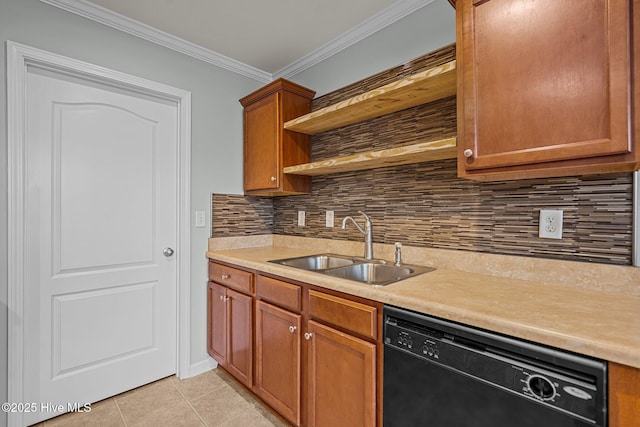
[{"x1": 206, "y1": 236, "x2": 640, "y2": 369}]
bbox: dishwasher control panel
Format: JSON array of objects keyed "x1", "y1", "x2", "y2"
[
  {"x1": 384, "y1": 311, "x2": 605, "y2": 425},
  {"x1": 393, "y1": 329, "x2": 441, "y2": 360}
]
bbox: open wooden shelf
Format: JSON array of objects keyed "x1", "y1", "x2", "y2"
[
  {"x1": 283, "y1": 137, "x2": 457, "y2": 176},
  {"x1": 283, "y1": 60, "x2": 457, "y2": 135}
]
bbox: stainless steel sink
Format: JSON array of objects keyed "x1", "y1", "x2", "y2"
[
  {"x1": 269, "y1": 253, "x2": 434, "y2": 286},
  {"x1": 324, "y1": 262, "x2": 434, "y2": 286},
  {"x1": 269, "y1": 253, "x2": 356, "y2": 270}
]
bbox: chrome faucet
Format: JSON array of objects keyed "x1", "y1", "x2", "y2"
[
  {"x1": 394, "y1": 242, "x2": 403, "y2": 266},
  {"x1": 342, "y1": 211, "x2": 373, "y2": 259}
]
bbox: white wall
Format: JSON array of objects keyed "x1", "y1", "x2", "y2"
[
  {"x1": 289, "y1": 0, "x2": 455, "y2": 96},
  {"x1": 0, "y1": 1, "x2": 455, "y2": 425}
]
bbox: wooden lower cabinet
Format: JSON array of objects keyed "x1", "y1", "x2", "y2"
[
  {"x1": 207, "y1": 281, "x2": 253, "y2": 388},
  {"x1": 609, "y1": 362, "x2": 640, "y2": 427},
  {"x1": 255, "y1": 300, "x2": 302, "y2": 425},
  {"x1": 208, "y1": 282, "x2": 227, "y2": 365},
  {"x1": 227, "y1": 288, "x2": 253, "y2": 387},
  {"x1": 252, "y1": 274, "x2": 380, "y2": 426},
  {"x1": 306, "y1": 320, "x2": 377, "y2": 427},
  {"x1": 208, "y1": 261, "x2": 640, "y2": 427}
]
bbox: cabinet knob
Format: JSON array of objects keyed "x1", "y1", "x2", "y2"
[
  {"x1": 219, "y1": 295, "x2": 224, "y2": 301},
  {"x1": 270, "y1": 176, "x2": 277, "y2": 182},
  {"x1": 289, "y1": 325, "x2": 297, "y2": 333},
  {"x1": 304, "y1": 332, "x2": 313, "y2": 340},
  {"x1": 463, "y1": 149, "x2": 474, "y2": 158},
  {"x1": 221, "y1": 274, "x2": 229, "y2": 280}
]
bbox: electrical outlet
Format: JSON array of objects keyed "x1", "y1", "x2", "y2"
[
  {"x1": 539, "y1": 209, "x2": 563, "y2": 239},
  {"x1": 298, "y1": 211, "x2": 306, "y2": 227},
  {"x1": 326, "y1": 210, "x2": 334, "y2": 227}
]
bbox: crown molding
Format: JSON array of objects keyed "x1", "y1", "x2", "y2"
[
  {"x1": 40, "y1": 0, "x2": 272, "y2": 82},
  {"x1": 274, "y1": 0, "x2": 436, "y2": 79},
  {"x1": 41, "y1": 0, "x2": 435, "y2": 83}
]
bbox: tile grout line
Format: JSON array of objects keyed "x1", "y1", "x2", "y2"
[
  {"x1": 112, "y1": 397, "x2": 129, "y2": 427},
  {"x1": 215, "y1": 406, "x2": 256, "y2": 427},
  {"x1": 170, "y1": 377, "x2": 211, "y2": 427}
]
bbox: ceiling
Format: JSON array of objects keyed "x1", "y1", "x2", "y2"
[{"x1": 42, "y1": 0, "x2": 442, "y2": 81}]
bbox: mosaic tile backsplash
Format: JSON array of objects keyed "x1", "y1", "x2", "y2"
[
  {"x1": 272, "y1": 165, "x2": 632, "y2": 265},
  {"x1": 212, "y1": 195, "x2": 273, "y2": 236},
  {"x1": 213, "y1": 43, "x2": 634, "y2": 266}
]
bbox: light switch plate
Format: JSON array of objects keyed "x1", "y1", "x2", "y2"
[
  {"x1": 539, "y1": 209, "x2": 563, "y2": 239},
  {"x1": 195, "y1": 211, "x2": 206, "y2": 228},
  {"x1": 298, "y1": 211, "x2": 306, "y2": 227}
]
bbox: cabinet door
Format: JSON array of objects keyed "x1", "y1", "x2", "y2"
[
  {"x1": 306, "y1": 320, "x2": 376, "y2": 427},
  {"x1": 458, "y1": 0, "x2": 633, "y2": 179},
  {"x1": 208, "y1": 282, "x2": 227, "y2": 366},
  {"x1": 226, "y1": 288, "x2": 253, "y2": 388},
  {"x1": 244, "y1": 92, "x2": 280, "y2": 192},
  {"x1": 609, "y1": 362, "x2": 640, "y2": 427},
  {"x1": 255, "y1": 300, "x2": 302, "y2": 425}
]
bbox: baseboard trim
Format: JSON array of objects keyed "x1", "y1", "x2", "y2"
[{"x1": 185, "y1": 357, "x2": 218, "y2": 379}]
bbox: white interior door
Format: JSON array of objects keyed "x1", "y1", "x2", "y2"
[{"x1": 22, "y1": 64, "x2": 178, "y2": 425}]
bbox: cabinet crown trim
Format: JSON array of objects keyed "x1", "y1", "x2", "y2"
[{"x1": 240, "y1": 78, "x2": 315, "y2": 107}]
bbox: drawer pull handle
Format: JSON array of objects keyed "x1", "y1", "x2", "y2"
[
  {"x1": 289, "y1": 326, "x2": 297, "y2": 333},
  {"x1": 221, "y1": 274, "x2": 229, "y2": 280},
  {"x1": 304, "y1": 332, "x2": 313, "y2": 340}
]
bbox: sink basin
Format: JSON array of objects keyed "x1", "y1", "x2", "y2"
[
  {"x1": 269, "y1": 253, "x2": 356, "y2": 270},
  {"x1": 324, "y1": 263, "x2": 434, "y2": 286},
  {"x1": 269, "y1": 253, "x2": 434, "y2": 286}
]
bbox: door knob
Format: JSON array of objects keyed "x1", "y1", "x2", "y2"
[{"x1": 163, "y1": 247, "x2": 175, "y2": 257}]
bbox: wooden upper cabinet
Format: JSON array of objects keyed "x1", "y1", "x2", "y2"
[
  {"x1": 457, "y1": 0, "x2": 640, "y2": 180},
  {"x1": 240, "y1": 79, "x2": 315, "y2": 196}
]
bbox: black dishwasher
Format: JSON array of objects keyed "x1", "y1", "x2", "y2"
[{"x1": 383, "y1": 305, "x2": 607, "y2": 427}]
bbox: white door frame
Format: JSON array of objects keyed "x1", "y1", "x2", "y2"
[{"x1": 7, "y1": 41, "x2": 192, "y2": 427}]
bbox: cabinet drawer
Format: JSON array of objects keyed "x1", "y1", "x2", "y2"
[
  {"x1": 256, "y1": 275, "x2": 301, "y2": 312},
  {"x1": 308, "y1": 290, "x2": 377, "y2": 340},
  {"x1": 209, "y1": 262, "x2": 253, "y2": 294}
]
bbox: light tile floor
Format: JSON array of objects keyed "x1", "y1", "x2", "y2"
[{"x1": 31, "y1": 368, "x2": 290, "y2": 427}]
